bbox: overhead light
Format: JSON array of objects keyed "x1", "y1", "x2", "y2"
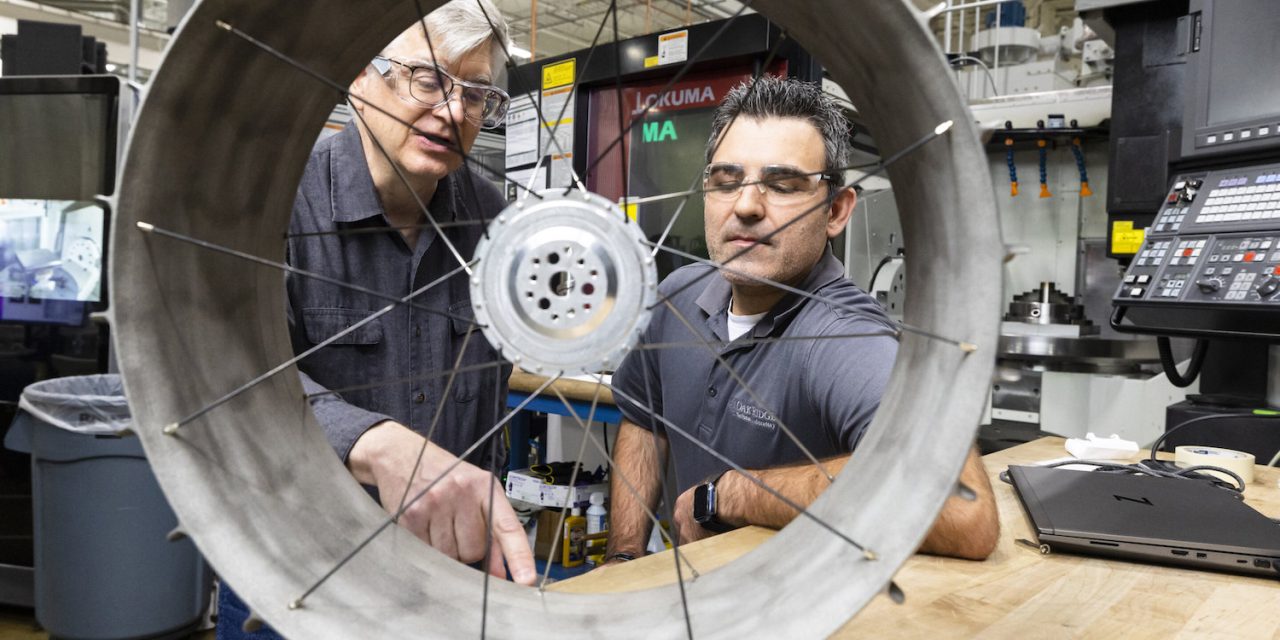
[
  {"x1": 106, "y1": 63, "x2": 118, "y2": 72},
  {"x1": 509, "y1": 44, "x2": 532, "y2": 59}
]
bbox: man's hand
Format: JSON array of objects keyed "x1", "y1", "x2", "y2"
[
  {"x1": 673, "y1": 484, "x2": 716, "y2": 545},
  {"x1": 347, "y1": 421, "x2": 536, "y2": 585}
]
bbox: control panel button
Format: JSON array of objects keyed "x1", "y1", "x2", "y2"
[
  {"x1": 1137, "y1": 275, "x2": 1151, "y2": 284},
  {"x1": 1258, "y1": 277, "x2": 1279, "y2": 297}
]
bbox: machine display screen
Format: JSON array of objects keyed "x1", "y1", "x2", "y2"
[
  {"x1": 586, "y1": 62, "x2": 787, "y2": 279},
  {"x1": 0, "y1": 199, "x2": 104, "y2": 324},
  {"x1": 1203, "y1": 7, "x2": 1280, "y2": 128}
]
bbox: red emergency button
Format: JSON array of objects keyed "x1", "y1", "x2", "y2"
[
  {"x1": 1182, "y1": 248, "x2": 1194, "y2": 257},
  {"x1": 1245, "y1": 251, "x2": 1257, "y2": 262}
]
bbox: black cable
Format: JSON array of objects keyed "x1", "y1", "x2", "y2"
[
  {"x1": 999, "y1": 458, "x2": 1246, "y2": 495},
  {"x1": 1147, "y1": 411, "x2": 1280, "y2": 463},
  {"x1": 1157, "y1": 336, "x2": 1209, "y2": 388}
]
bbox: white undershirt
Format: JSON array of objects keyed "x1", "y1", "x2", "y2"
[{"x1": 726, "y1": 301, "x2": 768, "y2": 341}]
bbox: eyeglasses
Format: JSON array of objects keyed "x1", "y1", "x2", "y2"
[
  {"x1": 702, "y1": 162, "x2": 842, "y2": 206},
  {"x1": 371, "y1": 55, "x2": 511, "y2": 129}
]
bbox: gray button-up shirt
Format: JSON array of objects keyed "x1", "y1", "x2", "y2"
[
  {"x1": 287, "y1": 124, "x2": 509, "y2": 468},
  {"x1": 612, "y1": 250, "x2": 899, "y2": 494}
]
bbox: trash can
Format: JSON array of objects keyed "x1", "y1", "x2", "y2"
[{"x1": 2, "y1": 375, "x2": 212, "y2": 640}]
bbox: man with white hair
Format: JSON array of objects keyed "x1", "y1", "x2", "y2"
[{"x1": 218, "y1": 2, "x2": 532, "y2": 636}]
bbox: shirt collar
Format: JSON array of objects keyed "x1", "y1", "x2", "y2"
[
  {"x1": 328, "y1": 123, "x2": 459, "y2": 224},
  {"x1": 694, "y1": 246, "x2": 846, "y2": 332}
]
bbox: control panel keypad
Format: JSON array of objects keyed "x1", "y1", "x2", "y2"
[{"x1": 1116, "y1": 164, "x2": 1280, "y2": 309}]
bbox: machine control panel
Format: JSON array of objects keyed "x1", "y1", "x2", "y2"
[
  {"x1": 1116, "y1": 161, "x2": 1280, "y2": 310},
  {"x1": 1147, "y1": 162, "x2": 1280, "y2": 237},
  {"x1": 1117, "y1": 232, "x2": 1280, "y2": 305},
  {"x1": 1150, "y1": 176, "x2": 1206, "y2": 234}
]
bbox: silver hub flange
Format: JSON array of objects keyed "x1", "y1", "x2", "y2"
[{"x1": 472, "y1": 190, "x2": 658, "y2": 375}]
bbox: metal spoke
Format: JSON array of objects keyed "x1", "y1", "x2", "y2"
[
  {"x1": 548, "y1": 385, "x2": 701, "y2": 579},
  {"x1": 346, "y1": 99, "x2": 476, "y2": 276},
  {"x1": 639, "y1": 356, "x2": 695, "y2": 640},
  {"x1": 412, "y1": 1, "x2": 498, "y2": 241},
  {"x1": 480, "y1": 363, "x2": 507, "y2": 639},
  {"x1": 646, "y1": 240, "x2": 972, "y2": 351},
  {"x1": 644, "y1": 120, "x2": 976, "y2": 352},
  {"x1": 580, "y1": 0, "x2": 756, "y2": 181},
  {"x1": 472, "y1": 0, "x2": 590, "y2": 197},
  {"x1": 284, "y1": 219, "x2": 488, "y2": 240},
  {"x1": 136, "y1": 221, "x2": 478, "y2": 327},
  {"x1": 160, "y1": 260, "x2": 473, "y2": 435},
  {"x1": 601, "y1": 375, "x2": 878, "y2": 561},
  {"x1": 607, "y1": 160, "x2": 881, "y2": 211},
  {"x1": 660, "y1": 299, "x2": 835, "y2": 482},
  {"x1": 536, "y1": 383, "x2": 602, "y2": 592},
  {"x1": 211, "y1": 19, "x2": 544, "y2": 202},
  {"x1": 304, "y1": 360, "x2": 506, "y2": 401},
  {"x1": 650, "y1": 30, "x2": 790, "y2": 255},
  {"x1": 395, "y1": 326, "x2": 477, "y2": 516},
  {"x1": 609, "y1": 0, "x2": 629, "y2": 221},
  {"x1": 637, "y1": 330, "x2": 901, "y2": 352},
  {"x1": 290, "y1": 374, "x2": 560, "y2": 609}
]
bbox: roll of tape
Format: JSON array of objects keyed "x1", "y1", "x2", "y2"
[{"x1": 1175, "y1": 445, "x2": 1255, "y2": 486}]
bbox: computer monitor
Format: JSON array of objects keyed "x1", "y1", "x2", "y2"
[
  {"x1": 1180, "y1": 0, "x2": 1280, "y2": 161},
  {"x1": 0, "y1": 75, "x2": 117, "y2": 325}
]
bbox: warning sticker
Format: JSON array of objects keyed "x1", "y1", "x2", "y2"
[
  {"x1": 1111, "y1": 220, "x2": 1146, "y2": 255},
  {"x1": 541, "y1": 59, "x2": 576, "y2": 90},
  {"x1": 657, "y1": 30, "x2": 689, "y2": 66}
]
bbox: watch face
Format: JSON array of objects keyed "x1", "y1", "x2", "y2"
[{"x1": 693, "y1": 482, "x2": 712, "y2": 523}]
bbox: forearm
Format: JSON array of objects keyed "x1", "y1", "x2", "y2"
[
  {"x1": 299, "y1": 370, "x2": 393, "y2": 462},
  {"x1": 716, "y1": 456, "x2": 851, "y2": 529},
  {"x1": 606, "y1": 420, "x2": 668, "y2": 557},
  {"x1": 917, "y1": 446, "x2": 999, "y2": 560}
]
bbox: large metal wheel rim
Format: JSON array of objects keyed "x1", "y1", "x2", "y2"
[{"x1": 110, "y1": 0, "x2": 1002, "y2": 637}]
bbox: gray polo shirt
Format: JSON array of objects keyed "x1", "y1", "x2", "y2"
[
  {"x1": 287, "y1": 124, "x2": 510, "y2": 467},
  {"x1": 612, "y1": 250, "x2": 899, "y2": 495}
]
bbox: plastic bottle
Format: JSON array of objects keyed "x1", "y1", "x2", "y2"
[
  {"x1": 562, "y1": 508, "x2": 587, "y2": 567},
  {"x1": 586, "y1": 491, "x2": 608, "y2": 535}
]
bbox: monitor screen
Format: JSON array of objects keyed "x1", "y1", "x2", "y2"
[
  {"x1": 1182, "y1": 0, "x2": 1280, "y2": 159},
  {"x1": 586, "y1": 62, "x2": 787, "y2": 279},
  {"x1": 0, "y1": 79, "x2": 118, "y2": 200},
  {"x1": 0, "y1": 76, "x2": 117, "y2": 325},
  {"x1": 1202, "y1": 7, "x2": 1280, "y2": 128}
]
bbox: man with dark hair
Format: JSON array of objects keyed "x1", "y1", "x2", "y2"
[{"x1": 604, "y1": 76, "x2": 998, "y2": 564}]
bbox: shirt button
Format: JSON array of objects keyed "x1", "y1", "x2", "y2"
[
  {"x1": 708, "y1": 386, "x2": 717, "y2": 397},
  {"x1": 414, "y1": 326, "x2": 422, "y2": 338},
  {"x1": 414, "y1": 392, "x2": 426, "y2": 404}
]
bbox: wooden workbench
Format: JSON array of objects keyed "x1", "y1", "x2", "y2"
[
  {"x1": 509, "y1": 371, "x2": 614, "y2": 406},
  {"x1": 550, "y1": 437, "x2": 1280, "y2": 638}
]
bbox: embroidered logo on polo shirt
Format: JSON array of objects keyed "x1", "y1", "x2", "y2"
[{"x1": 728, "y1": 398, "x2": 778, "y2": 431}]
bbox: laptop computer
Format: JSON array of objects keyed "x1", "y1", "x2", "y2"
[{"x1": 1008, "y1": 464, "x2": 1280, "y2": 578}]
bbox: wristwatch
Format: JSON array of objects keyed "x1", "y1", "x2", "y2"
[{"x1": 692, "y1": 471, "x2": 735, "y2": 533}]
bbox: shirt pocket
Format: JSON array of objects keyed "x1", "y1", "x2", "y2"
[
  {"x1": 303, "y1": 308, "x2": 384, "y2": 347},
  {"x1": 448, "y1": 299, "x2": 496, "y2": 403}
]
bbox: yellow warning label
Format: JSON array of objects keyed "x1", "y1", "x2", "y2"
[
  {"x1": 1111, "y1": 220, "x2": 1146, "y2": 255},
  {"x1": 644, "y1": 56, "x2": 660, "y2": 68},
  {"x1": 621, "y1": 201, "x2": 638, "y2": 221},
  {"x1": 542, "y1": 59, "x2": 575, "y2": 90}
]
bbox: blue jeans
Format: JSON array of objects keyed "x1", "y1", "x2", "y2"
[{"x1": 216, "y1": 582, "x2": 285, "y2": 640}]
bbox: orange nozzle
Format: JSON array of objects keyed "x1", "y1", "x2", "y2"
[
  {"x1": 1080, "y1": 181, "x2": 1093, "y2": 197},
  {"x1": 1011, "y1": 181, "x2": 1019, "y2": 196},
  {"x1": 1039, "y1": 183, "x2": 1052, "y2": 198}
]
